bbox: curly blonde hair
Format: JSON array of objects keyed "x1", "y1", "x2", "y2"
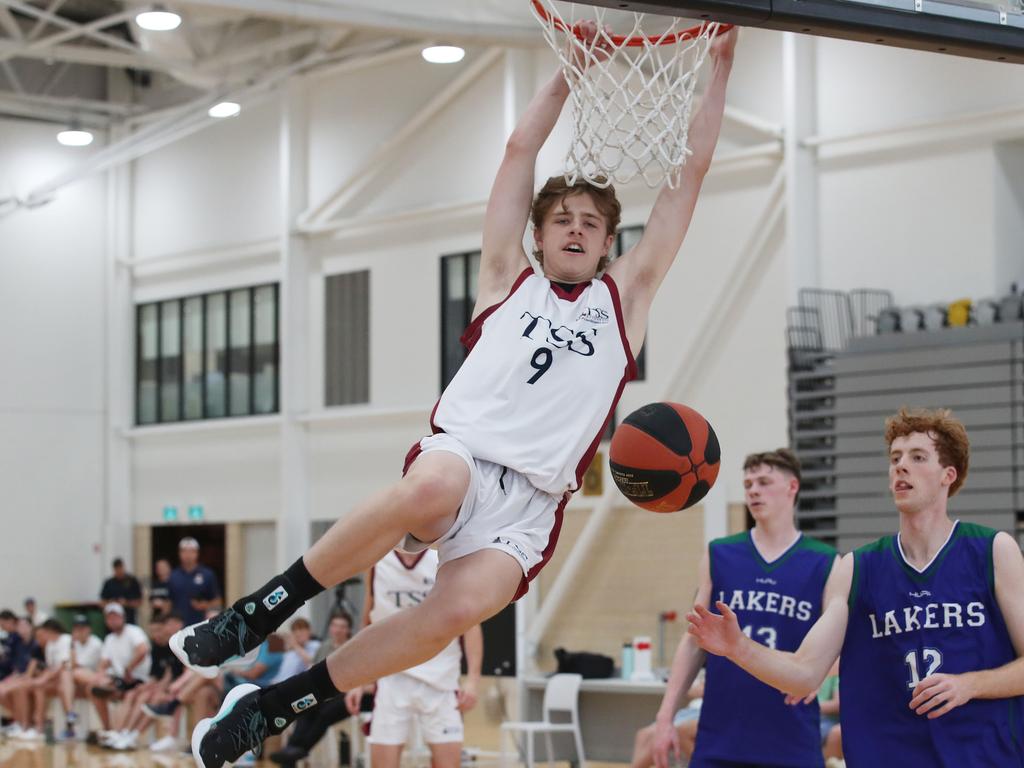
[{"x1": 884, "y1": 407, "x2": 970, "y2": 497}]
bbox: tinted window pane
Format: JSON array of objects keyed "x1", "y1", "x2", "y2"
[
  {"x1": 441, "y1": 253, "x2": 479, "y2": 391},
  {"x1": 325, "y1": 271, "x2": 370, "y2": 406},
  {"x1": 159, "y1": 300, "x2": 181, "y2": 422},
  {"x1": 253, "y1": 285, "x2": 277, "y2": 414},
  {"x1": 137, "y1": 304, "x2": 159, "y2": 425},
  {"x1": 182, "y1": 297, "x2": 204, "y2": 420},
  {"x1": 206, "y1": 293, "x2": 227, "y2": 418},
  {"x1": 228, "y1": 289, "x2": 251, "y2": 416}
]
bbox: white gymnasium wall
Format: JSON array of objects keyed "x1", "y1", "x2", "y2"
[
  {"x1": 132, "y1": 99, "x2": 281, "y2": 261},
  {"x1": 125, "y1": 34, "x2": 1024, "y2": 530},
  {"x1": 0, "y1": 119, "x2": 108, "y2": 612},
  {"x1": 4, "y1": 30, "x2": 1019, "y2": 604}
]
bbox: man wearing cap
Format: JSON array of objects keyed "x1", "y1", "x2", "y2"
[
  {"x1": 87, "y1": 603, "x2": 151, "y2": 736},
  {"x1": 168, "y1": 538, "x2": 221, "y2": 626},
  {"x1": 101, "y1": 558, "x2": 143, "y2": 625}
]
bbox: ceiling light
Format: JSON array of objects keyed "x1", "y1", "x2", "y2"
[
  {"x1": 208, "y1": 101, "x2": 240, "y2": 119},
  {"x1": 422, "y1": 45, "x2": 465, "y2": 64},
  {"x1": 136, "y1": 8, "x2": 182, "y2": 32},
  {"x1": 57, "y1": 128, "x2": 93, "y2": 147}
]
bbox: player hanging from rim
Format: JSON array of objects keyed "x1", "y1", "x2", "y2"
[
  {"x1": 688, "y1": 407, "x2": 1024, "y2": 767},
  {"x1": 170, "y1": 23, "x2": 739, "y2": 768},
  {"x1": 653, "y1": 449, "x2": 838, "y2": 768}
]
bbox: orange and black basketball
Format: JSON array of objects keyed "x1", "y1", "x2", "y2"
[{"x1": 609, "y1": 402, "x2": 721, "y2": 513}]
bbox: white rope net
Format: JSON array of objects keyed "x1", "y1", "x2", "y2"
[{"x1": 531, "y1": 0, "x2": 720, "y2": 189}]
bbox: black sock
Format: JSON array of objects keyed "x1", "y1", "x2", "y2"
[
  {"x1": 233, "y1": 557, "x2": 325, "y2": 636},
  {"x1": 259, "y1": 660, "x2": 340, "y2": 732}
]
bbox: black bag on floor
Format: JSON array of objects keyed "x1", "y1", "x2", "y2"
[{"x1": 554, "y1": 647, "x2": 614, "y2": 679}]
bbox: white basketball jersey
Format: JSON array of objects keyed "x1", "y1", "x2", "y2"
[
  {"x1": 370, "y1": 550, "x2": 461, "y2": 690},
  {"x1": 432, "y1": 269, "x2": 637, "y2": 495}
]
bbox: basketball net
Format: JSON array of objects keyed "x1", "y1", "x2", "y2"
[{"x1": 531, "y1": 0, "x2": 722, "y2": 189}]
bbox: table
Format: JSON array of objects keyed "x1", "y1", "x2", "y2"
[{"x1": 520, "y1": 676, "x2": 667, "y2": 763}]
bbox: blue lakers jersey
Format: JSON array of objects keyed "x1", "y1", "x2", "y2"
[
  {"x1": 841, "y1": 521, "x2": 1024, "y2": 767},
  {"x1": 694, "y1": 532, "x2": 836, "y2": 767}
]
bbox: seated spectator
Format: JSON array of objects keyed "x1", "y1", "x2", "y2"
[
  {"x1": 270, "y1": 612, "x2": 355, "y2": 767},
  {"x1": 27, "y1": 620, "x2": 75, "y2": 740},
  {"x1": 820, "y1": 660, "x2": 842, "y2": 766},
  {"x1": 0, "y1": 617, "x2": 45, "y2": 739},
  {"x1": 630, "y1": 675, "x2": 704, "y2": 768},
  {"x1": 103, "y1": 614, "x2": 186, "y2": 751},
  {"x1": 101, "y1": 558, "x2": 143, "y2": 625},
  {"x1": 0, "y1": 609, "x2": 24, "y2": 682},
  {"x1": 270, "y1": 618, "x2": 320, "y2": 685},
  {"x1": 224, "y1": 634, "x2": 285, "y2": 691},
  {"x1": 59, "y1": 614, "x2": 103, "y2": 739},
  {"x1": 86, "y1": 603, "x2": 151, "y2": 744}
]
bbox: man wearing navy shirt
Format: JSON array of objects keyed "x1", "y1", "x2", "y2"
[{"x1": 168, "y1": 538, "x2": 221, "y2": 626}]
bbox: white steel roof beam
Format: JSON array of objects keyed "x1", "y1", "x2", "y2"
[
  {"x1": 0, "y1": 39, "x2": 158, "y2": 68},
  {"x1": 0, "y1": 0, "x2": 140, "y2": 54},
  {"x1": 0, "y1": 5, "x2": 22, "y2": 39},
  {"x1": 26, "y1": 0, "x2": 66, "y2": 41},
  {"x1": 24, "y1": 7, "x2": 137, "y2": 53}
]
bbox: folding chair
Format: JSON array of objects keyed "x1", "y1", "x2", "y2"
[{"x1": 500, "y1": 674, "x2": 585, "y2": 768}]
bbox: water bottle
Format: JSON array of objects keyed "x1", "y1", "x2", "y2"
[
  {"x1": 43, "y1": 719, "x2": 55, "y2": 745},
  {"x1": 621, "y1": 641, "x2": 634, "y2": 679}
]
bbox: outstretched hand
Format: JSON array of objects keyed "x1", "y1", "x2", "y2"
[
  {"x1": 568, "y1": 20, "x2": 614, "y2": 74},
  {"x1": 709, "y1": 25, "x2": 738, "y2": 63},
  {"x1": 687, "y1": 601, "x2": 745, "y2": 658}
]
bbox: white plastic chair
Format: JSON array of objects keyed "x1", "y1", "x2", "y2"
[{"x1": 500, "y1": 674, "x2": 585, "y2": 768}]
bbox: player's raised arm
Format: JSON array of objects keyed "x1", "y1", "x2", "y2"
[
  {"x1": 688, "y1": 550, "x2": 852, "y2": 699},
  {"x1": 652, "y1": 548, "x2": 710, "y2": 768},
  {"x1": 607, "y1": 27, "x2": 737, "y2": 337},
  {"x1": 479, "y1": 23, "x2": 610, "y2": 307},
  {"x1": 908, "y1": 532, "x2": 1024, "y2": 718}
]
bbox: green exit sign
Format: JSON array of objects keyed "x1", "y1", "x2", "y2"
[
  {"x1": 162, "y1": 506, "x2": 178, "y2": 522},
  {"x1": 188, "y1": 505, "x2": 204, "y2": 521}
]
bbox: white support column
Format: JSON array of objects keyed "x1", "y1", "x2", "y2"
[
  {"x1": 104, "y1": 71, "x2": 135, "y2": 574},
  {"x1": 701, "y1": 474, "x2": 728, "y2": 544},
  {"x1": 782, "y1": 32, "x2": 819, "y2": 304},
  {"x1": 503, "y1": 48, "x2": 534, "y2": 142},
  {"x1": 278, "y1": 78, "x2": 313, "y2": 580}
]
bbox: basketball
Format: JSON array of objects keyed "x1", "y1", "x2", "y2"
[{"x1": 609, "y1": 402, "x2": 721, "y2": 513}]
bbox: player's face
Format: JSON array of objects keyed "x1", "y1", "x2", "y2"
[
  {"x1": 329, "y1": 618, "x2": 351, "y2": 644},
  {"x1": 888, "y1": 432, "x2": 956, "y2": 512},
  {"x1": 535, "y1": 193, "x2": 615, "y2": 282},
  {"x1": 743, "y1": 464, "x2": 797, "y2": 520}
]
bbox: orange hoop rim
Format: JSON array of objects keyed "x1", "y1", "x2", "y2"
[{"x1": 530, "y1": 0, "x2": 733, "y2": 47}]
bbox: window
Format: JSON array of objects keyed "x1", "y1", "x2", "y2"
[
  {"x1": 324, "y1": 270, "x2": 370, "y2": 406},
  {"x1": 440, "y1": 251, "x2": 481, "y2": 391},
  {"x1": 135, "y1": 284, "x2": 278, "y2": 425},
  {"x1": 610, "y1": 225, "x2": 646, "y2": 381}
]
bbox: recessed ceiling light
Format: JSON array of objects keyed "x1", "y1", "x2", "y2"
[
  {"x1": 57, "y1": 128, "x2": 93, "y2": 146},
  {"x1": 136, "y1": 9, "x2": 182, "y2": 32},
  {"x1": 422, "y1": 45, "x2": 465, "y2": 64},
  {"x1": 208, "y1": 102, "x2": 241, "y2": 119}
]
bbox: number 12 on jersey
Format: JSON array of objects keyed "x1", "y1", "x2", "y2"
[{"x1": 905, "y1": 648, "x2": 943, "y2": 688}]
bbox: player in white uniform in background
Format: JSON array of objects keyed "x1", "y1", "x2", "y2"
[
  {"x1": 172, "y1": 24, "x2": 738, "y2": 768},
  {"x1": 345, "y1": 550, "x2": 483, "y2": 768}
]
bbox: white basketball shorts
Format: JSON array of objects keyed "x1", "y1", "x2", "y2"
[
  {"x1": 401, "y1": 433, "x2": 567, "y2": 600},
  {"x1": 368, "y1": 673, "x2": 463, "y2": 745}
]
